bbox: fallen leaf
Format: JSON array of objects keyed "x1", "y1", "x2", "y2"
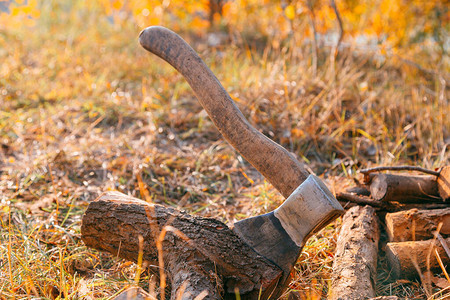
[
  {"x1": 114, "y1": 286, "x2": 154, "y2": 300},
  {"x1": 76, "y1": 278, "x2": 94, "y2": 300},
  {"x1": 432, "y1": 276, "x2": 450, "y2": 289},
  {"x1": 16, "y1": 194, "x2": 56, "y2": 215}
]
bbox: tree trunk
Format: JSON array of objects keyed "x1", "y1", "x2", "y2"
[
  {"x1": 329, "y1": 206, "x2": 380, "y2": 300},
  {"x1": 385, "y1": 238, "x2": 450, "y2": 279},
  {"x1": 81, "y1": 192, "x2": 283, "y2": 300},
  {"x1": 385, "y1": 208, "x2": 450, "y2": 242},
  {"x1": 369, "y1": 174, "x2": 440, "y2": 202}
]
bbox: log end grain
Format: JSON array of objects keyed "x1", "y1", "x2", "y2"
[
  {"x1": 370, "y1": 174, "x2": 389, "y2": 201},
  {"x1": 385, "y1": 238, "x2": 450, "y2": 279},
  {"x1": 438, "y1": 166, "x2": 450, "y2": 201},
  {"x1": 385, "y1": 243, "x2": 402, "y2": 279},
  {"x1": 370, "y1": 174, "x2": 439, "y2": 202}
]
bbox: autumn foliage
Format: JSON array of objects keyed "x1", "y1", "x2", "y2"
[{"x1": 2, "y1": 0, "x2": 448, "y2": 61}]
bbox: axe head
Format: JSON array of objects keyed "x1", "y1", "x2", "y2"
[{"x1": 233, "y1": 175, "x2": 343, "y2": 275}]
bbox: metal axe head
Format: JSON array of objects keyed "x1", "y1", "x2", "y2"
[{"x1": 233, "y1": 175, "x2": 343, "y2": 275}]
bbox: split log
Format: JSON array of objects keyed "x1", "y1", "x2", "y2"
[
  {"x1": 438, "y1": 166, "x2": 450, "y2": 201},
  {"x1": 81, "y1": 192, "x2": 283, "y2": 300},
  {"x1": 385, "y1": 238, "x2": 450, "y2": 279},
  {"x1": 385, "y1": 208, "x2": 450, "y2": 242},
  {"x1": 329, "y1": 206, "x2": 380, "y2": 300},
  {"x1": 369, "y1": 174, "x2": 440, "y2": 202}
]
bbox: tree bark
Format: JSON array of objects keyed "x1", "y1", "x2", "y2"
[
  {"x1": 385, "y1": 238, "x2": 450, "y2": 279},
  {"x1": 385, "y1": 208, "x2": 450, "y2": 242},
  {"x1": 329, "y1": 206, "x2": 380, "y2": 300},
  {"x1": 81, "y1": 192, "x2": 283, "y2": 300},
  {"x1": 369, "y1": 174, "x2": 440, "y2": 202}
]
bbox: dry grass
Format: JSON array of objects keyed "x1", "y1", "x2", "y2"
[{"x1": 1, "y1": 1, "x2": 449, "y2": 299}]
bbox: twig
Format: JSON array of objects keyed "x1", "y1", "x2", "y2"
[
  {"x1": 360, "y1": 166, "x2": 440, "y2": 177},
  {"x1": 336, "y1": 192, "x2": 383, "y2": 208},
  {"x1": 307, "y1": 0, "x2": 318, "y2": 75},
  {"x1": 436, "y1": 232, "x2": 450, "y2": 259},
  {"x1": 394, "y1": 55, "x2": 450, "y2": 83},
  {"x1": 336, "y1": 191, "x2": 449, "y2": 212},
  {"x1": 330, "y1": 0, "x2": 343, "y2": 51}
]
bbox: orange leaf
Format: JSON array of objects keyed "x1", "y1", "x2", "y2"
[{"x1": 285, "y1": 5, "x2": 295, "y2": 20}]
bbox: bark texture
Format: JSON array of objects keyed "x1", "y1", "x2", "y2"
[
  {"x1": 329, "y1": 206, "x2": 380, "y2": 300},
  {"x1": 81, "y1": 192, "x2": 283, "y2": 300},
  {"x1": 385, "y1": 237, "x2": 450, "y2": 279},
  {"x1": 385, "y1": 208, "x2": 450, "y2": 242},
  {"x1": 369, "y1": 174, "x2": 440, "y2": 202}
]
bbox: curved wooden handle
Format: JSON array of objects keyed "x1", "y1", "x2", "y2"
[{"x1": 139, "y1": 26, "x2": 309, "y2": 198}]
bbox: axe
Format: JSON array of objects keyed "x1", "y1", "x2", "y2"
[{"x1": 139, "y1": 26, "x2": 343, "y2": 287}]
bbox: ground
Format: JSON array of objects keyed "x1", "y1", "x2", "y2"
[{"x1": 0, "y1": 3, "x2": 449, "y2": 299}]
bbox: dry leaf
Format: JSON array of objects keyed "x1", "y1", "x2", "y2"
[
  {"x1": 431, "y1": 276, "x2": 450, "y2": 289},
  {"x1": 76, "y1": 278, "x2": 94, "y2": 300},
  {"x1": 16, "y1": 194, "x2": 56, "y2": 215}
]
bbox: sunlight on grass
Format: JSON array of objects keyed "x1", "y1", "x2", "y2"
[{"x1": 0, "y1": 0, "x2": 448, "y2": 299}]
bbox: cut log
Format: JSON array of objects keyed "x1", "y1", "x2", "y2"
[
  {"x1": 438, "y1": 166, "x2": 450, "y2": 201},
  {"x1": 81, "y1": 192, "x2": 283, "y2": 300},
  {"x1": 385, "y1": 238, "x2": 450, "y2": 279},
  {"x1": 385, "y1": 208, "x2": 450, "y2": 242},
  {"x1": 369, "y1": 174, "x2": 440, "y2": 202},
  {"x1": 329, "y1": 206, "x2": 380, "y2": 300}
]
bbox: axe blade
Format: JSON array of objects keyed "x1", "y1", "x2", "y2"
[{"x1": 233, "y1": 175, "x2": 343, "y2": 274}]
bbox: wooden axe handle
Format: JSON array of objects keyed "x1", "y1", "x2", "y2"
[{"x1": 139, "y1": 26, "x2": 309, "y2": 198}]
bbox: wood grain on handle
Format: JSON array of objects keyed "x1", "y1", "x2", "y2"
[{"x1": 139, "y1": 26, "x2": 309, "y2": 198}]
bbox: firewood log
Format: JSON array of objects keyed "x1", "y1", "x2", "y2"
[
  {"x1": 385, "y1": 208, "x2": 450, "y2": 242},
  {"x1": 81, "y1": 192, "x2": 283, "y2": 300},
  {"x1": 369, "y1": 174, "x2": 440, "y2": 202},
  {"x1": 385, "y1": 238, "x2": 450, "y2": 279},
  {"x1": 329, "y1": 206, "x2": 380, "y2": 299}
]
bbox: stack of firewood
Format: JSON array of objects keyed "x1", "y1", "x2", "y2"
[
  {"x1": 330, "y1": 166, "x2": 449, "y2": 299},
  {"x1": 385, "y1": 208, "x2": 449, "y2": 279}
]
